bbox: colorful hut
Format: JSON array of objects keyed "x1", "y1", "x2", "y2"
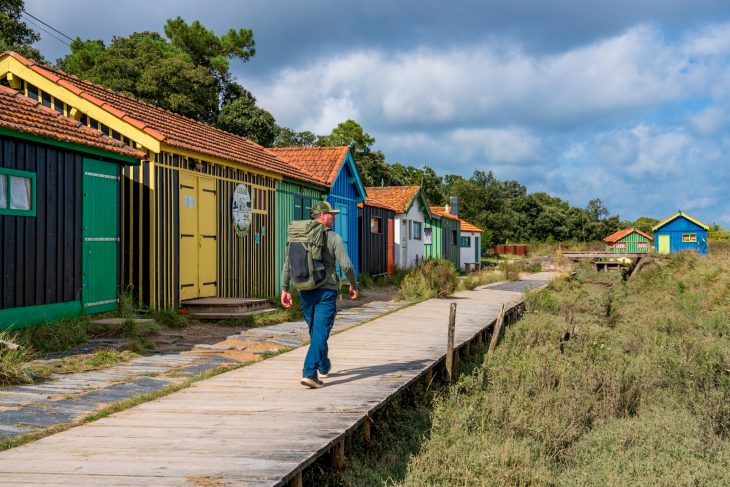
[
  {"x1": 458, "y1": 219, "x2": 484, "y2": 271},
  {"x1": 0, "y1": 85, "x2": 144, "y2": 329},
  {"x1": 0, "y1": 51, "x2": 324, "y2": 308},
  {"x1": 358, "y1": 200, "x2": 396, "y2": 277},
  {"x1": 429, "y1": 205, "x2": 462, "y2": 269},
  {"x1": 366, "y1": 186, "x2": 432, "y2": 268},
  {"x1": 652, "y1": 211, "x2": 709, "y2": 255},
  {"x1": 603, "y1": 228, "x2": 653, "y2": 253}
]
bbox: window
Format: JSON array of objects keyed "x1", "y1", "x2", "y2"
[
  {"x1": 26, "y1": 83, "x2": 38, "y2": 101},
  {"x1": 451, "y1": 230, "x2": 458, "y2": 246},
  {"x1": 370, "y1": 216, "x2": 382, "y2": 234},
  {"x1": 637, "y1": 242, "x2": 648, "y2": 249},
  {"x1": 616, "y1": 242, "x2": 627, "y2": 249},
  {"x1": 413, "y1": 221, "x2": 422, "y2": 240},
  {"x1": 424, "y1": 227, "x2": 432, "y2": 245},
  {"x1": 407, "y1": 219, "x2": 411, "y2": 239},
  {"x1": 461, "y1": 236, "x2": 471, "y2": 248},
  {"x1": 0, "y1": 168, "x2": 36, "y2": 216},
  {"x1": 682, "y1": 234, "x2": 697, "y2": 243},
  {"x1": 41, "y1": 91, "x2": 52, "y2": 108}
]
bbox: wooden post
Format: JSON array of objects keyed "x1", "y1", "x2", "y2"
[
  {"x1": 488, "y1": 303, "x2": 506, "y2": 355},
  {"x1": 445, "y1": 302, "x2": 456, "y2": 382},
  {"x1": 288, "y1": 471, "x2": 303, "y2": 487},
  {"x1": 332, "y1": 437, "x2": 345, "y2": 470},
  {"x1": 363, "y1": 417, "x2": 372, "y2": 444}
]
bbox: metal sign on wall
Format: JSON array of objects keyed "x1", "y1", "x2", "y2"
[{"x1": 232, "y1": 184, "x2": 252, "y2": 237}]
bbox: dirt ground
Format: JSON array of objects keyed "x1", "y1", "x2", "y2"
[{"x1": 147, "y1": 285, "x2": 399, "y2": 357}]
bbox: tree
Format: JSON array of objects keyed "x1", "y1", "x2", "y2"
[
  {"x1": 216, "y1": 91, "x2": 278, "y2": 146},
  {"x1": 58, "y1": 19, "x2": 257, "y2": 124},
  {"x1": 586, "y1": 198, "x2": 609, "y2": 221},
  {"x1": 318, "y1": 120, "x2": 387, "y2": 186},
  {"x1": 390, "y1": 163, "x2": 443, "y2": 205},
  {"x1": 0, "y1": 0, "x2": 42, "y2": 61},
  {"x1": 273, "y1": 127, "x2": 318, "y2": 147}
]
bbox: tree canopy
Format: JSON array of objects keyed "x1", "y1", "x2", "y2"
[{"x1": 0, "y1": 0, "x2": 42, "y2": 61}]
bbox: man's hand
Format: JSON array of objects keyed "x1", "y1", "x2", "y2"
[
  {"x1": 281, "y1": 291, "x2": 293, "y2": 309},
  {"x1": 349, "y1": 287, "x2": 358, "y2": 300}
]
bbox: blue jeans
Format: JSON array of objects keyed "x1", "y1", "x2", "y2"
[{"x1": 299, "y1": 288, "x2": 337, "y2": 377}]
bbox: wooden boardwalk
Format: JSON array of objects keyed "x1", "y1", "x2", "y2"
[{"x1": 0, "y1": 273, "x2": 555, "y2": 486}]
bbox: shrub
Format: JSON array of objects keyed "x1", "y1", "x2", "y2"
[
  {"x1": 16, "y1": 317, "x2": 89, "y2": 353},
  {"x1": 499, "y1": 260, "x2": 521, "y2": 281},
  {"x1": 149, "y1": 307, "x2": 188, "y2": 329},
  {"x1": 397, "y1": 270, "x2": 435, "y2": 302}
]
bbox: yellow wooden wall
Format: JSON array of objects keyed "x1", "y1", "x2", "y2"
[{"x1": 122, "y1": 152, "x2": 277, "y2": 308}]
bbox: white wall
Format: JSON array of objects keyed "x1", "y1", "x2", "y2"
[
  {"x1": 393, "y1": 203, "x2": 427, "y2": 268},
  {"x1": 460, "y1": 231, "x2": 481, "y2": 270}
]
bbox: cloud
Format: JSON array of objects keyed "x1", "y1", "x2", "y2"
[
  {"x1": 246, "y1": 23, "x2": 730, "y2": 134},
  {"x1": 689, "y1": 106, "x2": 727, "y2": 134},
  {"x1": 450, "y1": 127, "x2": 543, "y2": 164}
]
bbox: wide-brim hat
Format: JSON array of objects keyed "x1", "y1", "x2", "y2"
[{"x1": 311, "y1": 201, "x2": 340, "y2": 216}]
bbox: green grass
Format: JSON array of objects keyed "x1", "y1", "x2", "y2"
[
  {"x1": 40, "y1": 349, "x2": 138, "y2": 375},
  {"x1": 333, "y1": 251, "x2": 730, "y2": 486}
]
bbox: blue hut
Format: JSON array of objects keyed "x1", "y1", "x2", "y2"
[
  {"x1": 270, "y1": 146, "x2": 366, "y2": 274},
  {"x1": 652, "y1": 211, "x2": 709, "y2": 255}
]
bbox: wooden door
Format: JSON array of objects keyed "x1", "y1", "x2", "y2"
[
  {"x1": 179, "y1": 174, "x2": 217, "y2": 300},
  {"x1": 387, "y1": 218, "x2": 395, "y2": 274},
  {"x1": 658, "y1": 234, "x2": 670, "y2": 254}
]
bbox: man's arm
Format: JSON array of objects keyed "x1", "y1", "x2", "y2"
[
  {"x1": 329, "y1": 232, "x2": 358, "y2": 292},
  {"x1": 280, "y1": 246, "x2": 293, "y2": 308}
]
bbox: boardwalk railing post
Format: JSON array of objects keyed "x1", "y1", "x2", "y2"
[
  {"x1": 488, "y1": 303, "x2": 506, "y2": 355},
  {"x1": 446, "y1": 302, "x2": 457, "y2": 382},
  {"x1": 332, "y1": 437, "x2": 346, "y2": 470},
  {"x1": 363, "y1": 416, "x2": 373, "y2": 444},
  {"x1": 288, "y1": 471, "x2": 303, "y2": 487}
]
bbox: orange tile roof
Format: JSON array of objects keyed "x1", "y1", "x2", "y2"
[
  {"x1": 0, "y1": 84, "x2": 145, "y2": 159},
  {"x1": 365, "y1": 186, "x2": 422, "y2": 214},
  {"x1": 268, "y1": 146, "x2": 350, "y2": 186},
  {"x1": 604, "y1": 227, "x2": 653, "y2": 243},
  {"x1": 429, "y1": 205, "x2": 459, "y2": 220},
  {"x1": 2, "y1": 51, "x2": 325, "y2": 187},
  {"x1": 459, "y1": 219, "x2": 483, "y2": 233},
  {"x1": 429, "y1": 206, "x2": 483, "y2": 232}
]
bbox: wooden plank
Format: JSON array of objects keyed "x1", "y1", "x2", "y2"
[{"x1": 0, "y1": 274, "x2": 557, "y2": 486}]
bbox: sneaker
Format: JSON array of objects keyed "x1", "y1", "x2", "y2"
[
  {"x1": 300, "y1": 375, "x2": 324, "y2": 389},
  {"x1": 318, "y1": 372, "x2": 329, "y2": 379}
]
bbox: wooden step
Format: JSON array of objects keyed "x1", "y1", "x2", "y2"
[
  {"x1": 186, "y1": 308, "x2": 278, "y2": 321},
  {"x1": 181, "y1": 298, "x2": 272, "y2": 315}
]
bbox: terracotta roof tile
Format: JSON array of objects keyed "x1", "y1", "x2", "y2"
[
  {"x1": 0, "y1": 85, "x2": 145, "y2": 159},
  {"x1": 2, "y1": 51, "x2": 325, "y2": 188},
  {"x1": 459, "y1": 219, "x2": 483, "y2": 233},
  {"x1": 429, "y1": 206, "x2": 459, "y2": 220},
  {"x1": 365, "y1": 186, "x2": 421, "y2": 214},
  {"x1": 604, "y1": 227, "x2": 653, "y2": 243},
  {"x1": 268, "y1": 146, "x2": 350, "y2": 186}
]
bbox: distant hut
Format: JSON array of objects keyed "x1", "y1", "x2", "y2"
[
  {"x1": 358, "y1": 200, "x2": 396, "y2": 277},
  {"x1": 652, "y1": 211, "x2": 709, "y2": 255},
  {"x1": 603, "y1": 228, "x2": 653, "y2": 253},
  {"x1": 428, "y1": 204, "x2": 462, "y2": 269},
  {"x1": 366, "y1": 186, "x2": 432, "y2": 268},
  {"x1": 0, "y1": 85, "x2": 144, "y2": 329},
  {"x1": 458, "y1": 218, "x2": 484, "y2": 271}
]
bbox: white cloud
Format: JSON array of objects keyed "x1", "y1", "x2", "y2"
[
  {"x1": 450, "y1": 127, "x2": 543, "y2": 164},
  {"x1": 689, "y1": 106, "x2": 727, "y2": 134},
  {"x1": 245, "y1": 23, "x2": 730, "y2": 132}
]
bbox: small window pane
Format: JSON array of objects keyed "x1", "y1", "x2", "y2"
[
  {"x1": 27, "y1": 83, "x2": 38, "y2": 101},
  {"x1": 10, "y1": 176, "x2": 32, "y2": 210},
  {"x1": 370, "y1": 216, "x2": 382, "y2": 234},
  {"x1": 42, "y1": 91, "x2": 52, "y2": 107},
  {"x1": 424, "y1": 228, "x2": 432, "y2": 245},
  {"x1": 0, "y1": 175, "x2": 6, "y2": 209},
  {"x1": 413, "y1": 221, "x2": 422, "y2": 240},
  {"x1": 54, "y1": 99, "x2": 65, "y2": 114},
  {"x1": 89, "y1": 119, "x2": 99, "y2": 130}
]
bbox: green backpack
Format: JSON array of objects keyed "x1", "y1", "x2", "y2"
[{"x1": 286, "y1": 220, "x2": 329, "y2": 291}]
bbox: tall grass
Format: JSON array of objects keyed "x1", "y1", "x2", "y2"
[
  {"x1": 397, "y1": 259, "x2": 459, "y2": 301},
  {"x1": 340, "y1": 251, "x2": 730, "y2": 486}
]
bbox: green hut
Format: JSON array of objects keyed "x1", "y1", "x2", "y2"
[{"x1": 604, "y1": 228, "x2": 653, "y2": 253}]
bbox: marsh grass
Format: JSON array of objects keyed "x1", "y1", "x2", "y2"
[
  {"x1": 338, "y1": 251, "x2": 730, "y2": 486},
  {"x1": 397, "y1": 259, "x2": 459, "y2": 301}
]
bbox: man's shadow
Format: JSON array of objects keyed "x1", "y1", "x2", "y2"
[{"x1": 323, "y1": 359, "x2": 433, "y2": 387}]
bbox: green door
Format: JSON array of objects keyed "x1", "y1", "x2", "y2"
[
  {"x1": 658, "y1": 234, "x2": 670, "y2": 254},
  {"x1": 82, "y1": 159, "x2": 120, "y2": 313}
]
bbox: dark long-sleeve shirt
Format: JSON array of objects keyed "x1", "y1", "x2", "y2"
[{"x1": 281, "y1": 229, "x2": 358, "y2": 292}]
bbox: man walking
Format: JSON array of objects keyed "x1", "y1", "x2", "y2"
[{"x1": 281, "y1": 201, "x2": 358, "y2": 388}]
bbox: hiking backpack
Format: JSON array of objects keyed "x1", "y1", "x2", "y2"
[{"x1": 286, "y1": 220, "x2": 329, "y2": 291}]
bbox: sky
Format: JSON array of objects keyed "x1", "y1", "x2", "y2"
[{"x1": 23, "y1": 0, "x2": 730, "y2": 224}]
